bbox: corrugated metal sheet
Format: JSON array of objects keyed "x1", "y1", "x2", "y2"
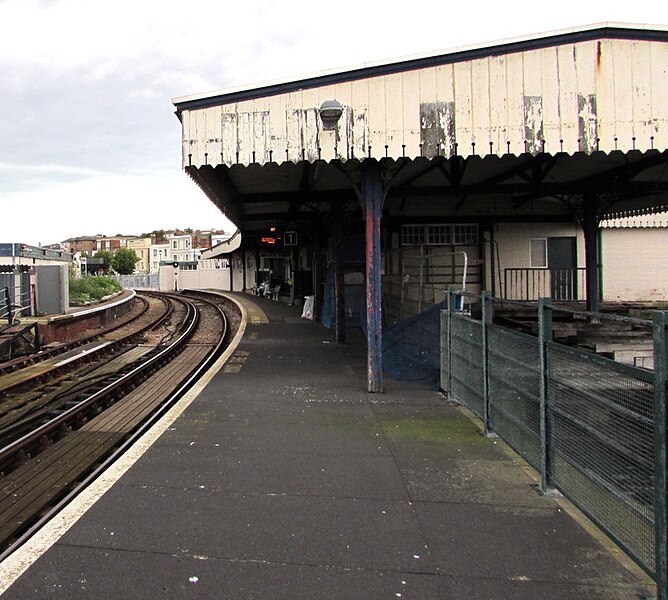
[{"x1": 179, "y1": 36, "x2": 668, "y2": 169}]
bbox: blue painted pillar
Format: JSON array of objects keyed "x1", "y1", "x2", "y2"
[{"x1": 362, "y1": 160, "x2": 385, "y2": 393}]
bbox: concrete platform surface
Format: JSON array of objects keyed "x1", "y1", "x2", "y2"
[{"x1": 0, "y1": 292, "x2": 655, "y2": 599}]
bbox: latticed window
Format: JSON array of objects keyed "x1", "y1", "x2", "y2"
[
  {"x1": 428, "y1": 224, "x2": 452, "y2": 245},
  {"x1": 452, "y1": 224, "x2": 478, "y2": 245},
  {"x1": 401, "y1": 224, "x2": 426, "y2": 246},
  {"x1": 401, "y1": 223, "x2": 478, "y2": 246}
]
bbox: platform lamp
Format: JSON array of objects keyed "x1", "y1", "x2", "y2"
[{"x1": 319, "y1": 100, "x2": 343, "y2": 130}]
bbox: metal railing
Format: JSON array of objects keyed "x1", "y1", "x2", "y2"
[
  {"x1": 384, "y1": 246, "x2": 480, "y2": 319},
  {"x1": 441, "y1": 291, "x2": 667, "y2": 596},
  {"x1": 0, "y1": 286, "x2": 35, "y2": 324},
  {"x1": 503, "y1": 267, "x2": 587, "y2": 301}
]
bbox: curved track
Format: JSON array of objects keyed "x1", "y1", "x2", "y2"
[{"x1": 0, "y1": 290, "x2": 237, "y2": 559}]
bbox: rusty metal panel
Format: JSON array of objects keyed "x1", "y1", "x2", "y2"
[
  {"x1": 523, "y1": 48, "x2": 544, "y2": 155},
  {"x1": 470, "y1": 57, "x2": 490, "y2": 155},
  {"x1": 632, "y1": 41, "x2": 653, "y2": 151},
  {"x1": 221, "y1": 110, "x2": 238, "y2": 165},
  {"x1": 574, "y1": 42, "x2": 599, "y2": 153},
  {"x1": 435, "y1": 64, "x2": 457, "y2": 158},
  {"x1": 419, "y1": 101, "x2": 455, "y2": 159},
  {"x1": 351, "y1": 79, "x2": 371, "y2": 158},
  {"x1": 541, "y1": 48, "x2": 562, "y2": 155},
  {"x1": 578, "y1": 94, "x2": 598, "y2": 154},
  {"x1": 650, "y1": 41, "x2": 668, "y2": 150},
  {"x1": 181, "y1": 109, "x2": 192, "y2": 166},
  {"x1": 203, "y1": 106, "x2": 221, "y2": 166},
  {"x1": 489, "y1": 55, "x2": 508, "y2": 155},
  {"x1": 505, "y1": 53, "x2": 525, "y2": 154},
  {"x1": 418, "y1": 66, "x2": 438, "y2": 158},
  {"x1": 524, "y1": 96, "x2": 544, "y2": 155},
  {"x1": 556, "y1": 44, "x2": 579, "y2": 152},
  {"x1": 453, "y1": 61, "x2": 473, "y2": 157},
  {"x1": 367, "y1": 76, "x2": 386, "y2": 160},
  {"x1": 610, "y1": 40, "x2": 635, "y2": 153},
  {"x1": 191, "y1": 109, "x2": 208, "y2": 166},
  {"x1": 384, "y1": 73, "x2": 404, "y2": 160},
  {"x1": 596, "y1": 40, "x2": 618, "y2": 152},
  {"x1": 331, "y1": 82, "x2": 355, "y2": 160},
  {"x1": 400, "y1": 70, "x2": 421, "y2": 159}
]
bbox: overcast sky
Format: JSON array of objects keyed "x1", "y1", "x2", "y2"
[{"x1": 1, "y1": 0, "x2": 665, "y2": 246}]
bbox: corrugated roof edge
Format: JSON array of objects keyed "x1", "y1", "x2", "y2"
[{"x1": 172, "y1": 22, "x2": 668, "y2": 111}]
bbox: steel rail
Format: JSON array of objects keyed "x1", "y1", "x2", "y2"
[
  {"x1": 0, "y1": 296, "x2": 198, "y2": 469},
  {"x1": 0, "y1": 294, "x2": 173, "y2": 396},
  {"x1": 0, "y1": 292, "x2": 229, "y2": 562},
  {"x1": 0, "y1": 294, "x2": 153, "y2": 377}
]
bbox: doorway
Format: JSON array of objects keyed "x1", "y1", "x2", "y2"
[{"x1": 547, "y1": 237, "x2": 577, "y2": 299}]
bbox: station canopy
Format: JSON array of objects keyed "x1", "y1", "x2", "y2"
[{"x1": 173, "y1": 23, "x2": 668, "y2": 239}]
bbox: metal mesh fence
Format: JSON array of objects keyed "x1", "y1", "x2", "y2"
[
  {"x1": 487, "y1": 324, "x2": 542, "y2": 469},
  {"x1": 547, "y1": 342, "x2": 655, "y2": 574},
  {"x1": 440, "y1": 310, "x2": 450, "y2": 392},
  {"x1": 382, "y1": 301, "x2": 444, "y2": 387},
  {"x1": 450, "y1": 315, "x2": 484, "y2": 416}
]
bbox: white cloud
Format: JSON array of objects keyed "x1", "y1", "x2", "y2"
[{"x1": 1, "y1": 171, "x2": 234, "y2": 246}]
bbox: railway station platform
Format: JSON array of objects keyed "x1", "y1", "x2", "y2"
[{"x1": 0, "y1": 292, "x2": 655, "y2": 599}]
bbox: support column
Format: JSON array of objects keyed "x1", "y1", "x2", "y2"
[
  {"x1": 362, "y1": 160, "x2": 386, "y2": 393},
  {"x1": 333, "y1": 206, "x2": 346, "y2": 344},
  {"x1": 229, "y1": 254, "x2": 234, "y2": 292},
  {"x1": 582, "y1": 194, "x2": 600, "y2": 313},
  {"x1": 242, "y1": 250, "x2": 247, "y2": 292}
]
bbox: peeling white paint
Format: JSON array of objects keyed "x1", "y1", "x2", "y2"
[{"x1": 179, "y1": 37, "x2": 668, "y2": 168}]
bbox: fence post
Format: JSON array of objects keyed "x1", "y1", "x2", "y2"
[
  {"x1": 6, "y1": 285, "x2": 14, "y2": 324},
  {"x1": 1, "y1": 287, "x2": 8, "y2": 320},
  {"x1": 440, "y1": 304, "x2": 449, "y2": 394},
  {"x1": 654, "y1": 311, "x2": 668, "y2": 599},
  {"x1": 539, "y1": 297, "x2": 555, "y2": 493},
  {"x1": 447, "y1": 289, "x2": 456, "y2": 397},
  {"x1": 481, "y1": 290, "x2": 493, "y2": 435}
]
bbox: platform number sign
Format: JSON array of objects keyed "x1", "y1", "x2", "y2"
[{"x1": 284, "y1": 231, "x2": 298, "y2": 246}]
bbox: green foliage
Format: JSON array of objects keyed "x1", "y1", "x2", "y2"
[
  {"x1": 69, "y1": 275, "x2": 122, "y2": 304},
  {"x1": 111, "y1": 248, "x2": 139, "y2": 275},
  {"x1": 94, "y1": 250, "x2": 113, "y2": 271}
]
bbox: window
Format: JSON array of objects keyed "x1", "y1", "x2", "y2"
[
  {"x1": 530, "y1": 238, "x2": 547, "y2": 268},
  {"x1": 401, "y1": 225, "x2": 426, "y2": 246},
  {"x1": 401, "y1": 223, "x2": 478, "y2": 246},
  {"x1": 427, "y1": 224, "x2": 451, "y2": 245},
  {"x1": 172, "y1": 241, "x2": 177, "y2": 249},
  {"x1": 453, "y1": 224, "x2": 478, "y2": 245}
]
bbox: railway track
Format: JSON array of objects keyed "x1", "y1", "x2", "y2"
[
  {"x1": 0, "y1": 290, "x2": 237, "y2": 559},
  {"x1": 0, "y1": 292, "x2": 152, "y2": 378}
]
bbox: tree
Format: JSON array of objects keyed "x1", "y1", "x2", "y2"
[
  {"x1": 111, "y1": 248, "x2": 139, "y2": 275},
  {"x1": 94, "y1": 250, "x2": 113, "y2": 273}
]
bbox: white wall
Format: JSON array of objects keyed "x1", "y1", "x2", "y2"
[
  {"x1": 601, "y1": 228, "x2": 668, "y2": 302},
  {"x1": 493, "y1": 222, "x2": 668, "y2": 303},
  {"x1": 157, "y1": 252, "x2": 250, "y2": 292}
]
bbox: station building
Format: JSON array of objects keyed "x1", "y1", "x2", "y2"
[{"x1": 172, "y1": 23, "x2": 668, "y2": 392}]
